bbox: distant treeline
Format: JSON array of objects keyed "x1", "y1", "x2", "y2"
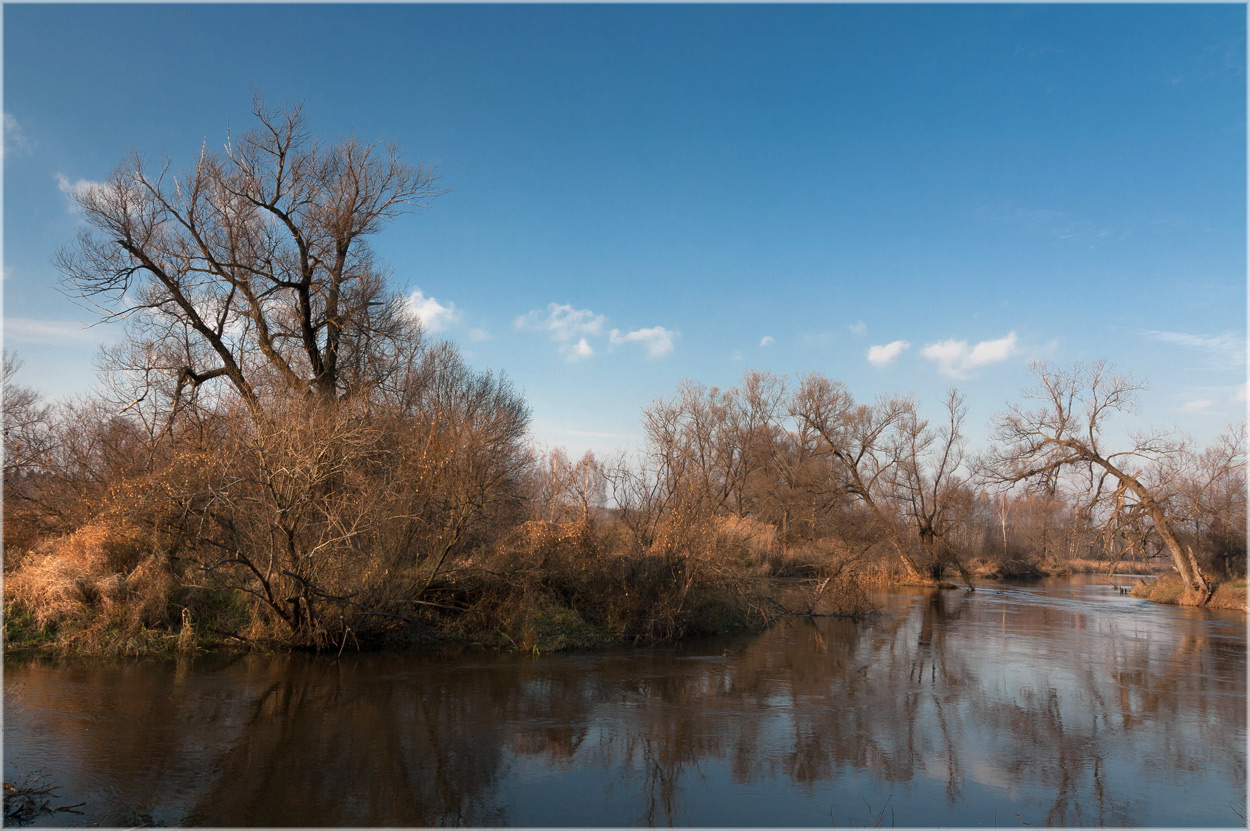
[{"x1": 3, "y1": 100, "x2": 1243, "y2": 654}]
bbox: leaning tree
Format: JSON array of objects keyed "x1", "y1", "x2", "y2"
[{"x1": 983, "y1": 360, "x2": 1239, "y2": 604}]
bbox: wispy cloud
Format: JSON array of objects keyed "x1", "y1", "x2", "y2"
[
  {"x1": 867, "y1": 339, "x2": 910, "y2": 368},
  {"x1": 1143, "y1": 330, "x2": 1246, "y2": 368},
  {"x1": 1180, "y1": 398, "x2": 1215, "y2": 414},
  {"x1": 3, "y1": 113, "x2": 31, "y2": 160},
  {"x1": 848, "y1": 320, "x2": 867, "y2": 336},
  {"x1": 977, "y1": 205, "x2": 1123, "y2": 245},
  {"x1": 55, "y1": 172, "x2": 106, "y2": 211},
  {"x1": 1167, "y1": 384, "x2": 1245, "y2": 417},
  {"x1": 921, "y1": 331, "x2": 1019, "y2": 378},
  {"x1": 515, "y1": 303, "x2": 606, "y2": 341},
  {"x1": 759, "y1": 335, "x2": 775, "y2": 347},
  {"x1": 610, "y1": 326, "x2": 677, "y2": 358},
  {"x1": 405, "y1": 288, "x2": 460, "y2": 332},
  {"x1": 467, "y1": 327, "x2": 493, "y2": 343},
  {"x1": 4, "y1": 317, "x2": 106, "y2": 344}
]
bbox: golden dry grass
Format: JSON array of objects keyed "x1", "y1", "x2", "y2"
[
  {"x1": 1131, "y1": 575, "x2": 1247, "y2": 610},
  {"x1": 4, "y1": 519, "x2": 174, "y2": 650}
]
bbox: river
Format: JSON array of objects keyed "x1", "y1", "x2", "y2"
[{"x1": 4, "y1": 574, "x2": 1245, "y2": 827}]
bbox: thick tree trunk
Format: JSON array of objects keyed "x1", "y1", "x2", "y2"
[
  {"x1": 1085, "y1": 450, "x2": 1214, "y2": 606},
  {"x1": 1144, "y1": 501, "x2": 1213, "y2": 604}
]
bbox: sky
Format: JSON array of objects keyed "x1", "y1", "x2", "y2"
[{"x1": 3, "y1": 4, "x2": 1246, "y2": 461}]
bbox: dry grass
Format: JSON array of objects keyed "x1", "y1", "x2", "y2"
[
  {"x1": 3, "y1": 519, "x2": 176, "y2": 653},
  {"x1": 1131, "y1": 575, "x2": 1247, "y2": 610},
  {"x1": 441, "y1": 516, "x2": 781, "y2": 650},
  {"x1": 1208, "y1": 580, "x2": 1246, "y2": 611},
  {"x1": 1062, "y1": 556, "x2": 1172, "y2": 576}
]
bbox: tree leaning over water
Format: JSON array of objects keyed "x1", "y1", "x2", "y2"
[{"x1": 983, "y1": 360, "x2": 1245, "y2": 605}]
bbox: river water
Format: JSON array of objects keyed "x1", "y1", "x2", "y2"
[{"x1": 4, "y1": 574, "x2": 1245, "y2": 827}]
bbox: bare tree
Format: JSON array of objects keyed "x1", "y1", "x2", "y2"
[
  {"x1": 3, "y1": 351, "x2": 54, "y2": 554},
  {"x1": 537, "y1": 448, "x2": 608, "y2": 524},
  {"x1": 886, "y1": 388, "x2": 975, "y2": 586},
  {"x1": 1170, "y1": 422, "x2": 1247, "y2": 578},
  {"x1": 56, "y1": 95, "x2": 442, "y2": 423},
  {"x1": 791, "y1": 374, "x2": 928, "y2": 580},
  {"x1": 37, "y1": 99, "x2": 541, "y2": 649},
  {"x1": 2, "y1": 352, "x2": 49, "y2": 486},
  {"x1": 984, "y1": 360, "x2": 1222, "y2": 603}
]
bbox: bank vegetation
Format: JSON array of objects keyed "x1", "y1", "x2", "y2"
[{"x1": 3, "y1": 101, "x2": 1244, "y2": 655}]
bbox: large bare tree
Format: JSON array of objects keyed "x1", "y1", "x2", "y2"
[
  {"x1": 983, "y1": 360, "x2": 1228, "y2": 603},
  {"x1": 43, "y1": 99, "x2": 541, "y2": 648},
  {"x1": 791, "y1": 374, "x2": 929, "y2": 580},
  {"x1": 56, "y1": 95, "x2": 442, "y2": 422}
]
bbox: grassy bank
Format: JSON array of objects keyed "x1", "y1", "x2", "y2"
[
  {"x1": 3, "y1": 518, "x2": 881, "y2": 657},
  {"x1": 966, "y1": 555, "x2": 1176, "y2": 581},
  {"x1": 1131, "y1": 575, "x2": 1247, "y2": 611}
]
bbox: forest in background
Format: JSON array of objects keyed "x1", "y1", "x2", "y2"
[{"x1": 3, "y1": 101, "x2": 1244, "y2": 655}]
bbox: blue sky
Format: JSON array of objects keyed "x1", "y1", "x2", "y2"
[{"x1": 3, "y1": 4, "x2": 1245, "y2": 459}]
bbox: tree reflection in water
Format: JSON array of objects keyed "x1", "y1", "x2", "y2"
[{"x1": 4, "y1": 577, "x2": 1245, "y2": 827}]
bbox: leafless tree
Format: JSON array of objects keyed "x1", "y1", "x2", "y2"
[
  {"x1": 33, "y1": 99, "x2": 542, "y2": 648},
  {"x1": 536, "y1": 448, "x2": 608, "y2": 524},
  {"x1": 2, "y1": 352, "x2": 49, "y2": 486},
  {"x1": 791, "y1": 374, "x2": 927, "y2": 580},
  {"x1": 56, "y1": 95, "x2": 443, "y2": 423},
  {"x1": 3, "y1": 352, "x2": 54, "y2": 554},
  {"x1": 1169, "y1": 422, "x2": 1246, "y2": 578},
  {"x1": 885, "y1": 388, "x2": 975, "y2": 586},
  {"x1": 984, "y1": 360, "x2": 1225, "y2": 603}
]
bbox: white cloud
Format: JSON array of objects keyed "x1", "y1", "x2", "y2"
[
  {"x1": 559, "y1": 338, "x2": 594, "y2": 362},
  {"x1": 55, "y1": 172, "x2": 106, "y2": 211},
  {"x1": 759, "y1": 336, "x2": 775, "y2": 347},
  {"x1": 467, "y1": 327, "x2": 493, "y2": 342},
  {"x1": 1180, "y1": 398, "x2": 1215, "y2": 414},
  {"x1": 515, "y1": 303, "x2": 605, "y2": 341},
  {"x1": 967, "y1": 332, "x2": 1018, "y2": 366},
  {"x1": 610, "y1": 326, "x2": 677, "y2": 358},
  {"x1": 921, "y1": 331, "x2": 1019, "y2": 378},
  {"x1": 848, "y1": 320, "x2": 867, "y2": 336},
  {"x1": 404, "y1": 288, "x2": 460, "y2": 331},
  {"x1": 4, "y1": 317, "x2": 106, "y2": 344},
  {"x1": 867, "y1": 340, "x2": 910, "y2": 368},
  {"x1": 3, "y1": 113, "x2": 31, "y2": 160},
  {"x1": 516, "y1": 302, "x2": 675, "y2": 361}
]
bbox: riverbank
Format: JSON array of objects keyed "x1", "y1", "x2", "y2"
[
  {"x1": 5, "y1": 553, "x2": 1237, "y2": 658},
  {"x1": 1130, "y1": 575, "x2": 1247, "y2": 611},
  {"x1": 2, "y1": 565, "x2": 882, "y2": 658},
  {"x1": 967, "y1": 556, "x2": 1175, "y2": 581},
  {"x1": 6, "y1": 574, "x2": 1244, "y2": 828}
]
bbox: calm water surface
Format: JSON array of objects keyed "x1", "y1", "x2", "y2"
[{"x1": 5, "y1": 574, "x2": 1245, "y2": 827}]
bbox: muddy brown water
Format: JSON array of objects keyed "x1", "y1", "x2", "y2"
[{"x1": 4, "y1": 574, "x2": 1245, "y2": 827}]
